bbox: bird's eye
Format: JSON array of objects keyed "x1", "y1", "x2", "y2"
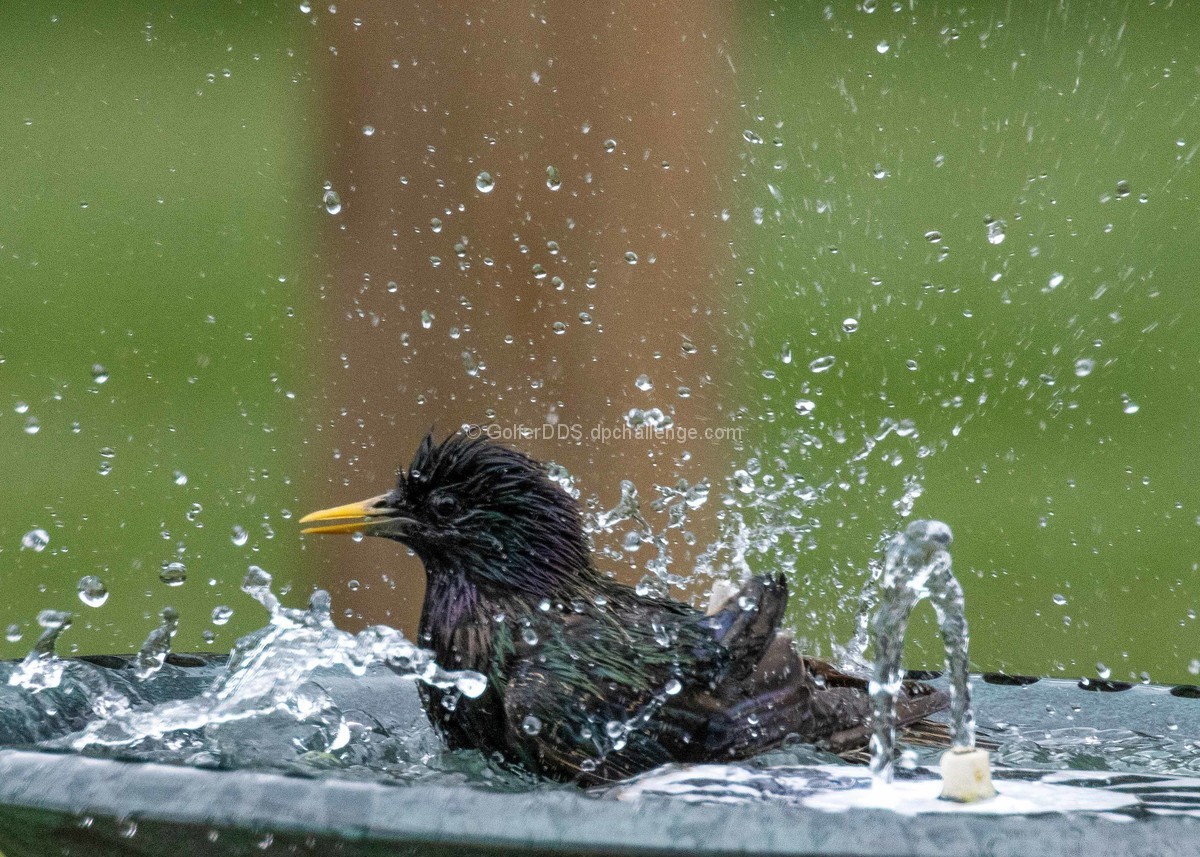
[{"x1": 429, "y1": 493, "x2": 458, "y2": 518}]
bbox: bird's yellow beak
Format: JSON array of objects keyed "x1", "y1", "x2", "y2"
[{"x1": 299, "y1": 493, "x2": 398, "y2": 535}]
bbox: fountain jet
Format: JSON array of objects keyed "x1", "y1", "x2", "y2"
[{"x1": 866, "y1": 520, "x2": 995, "y2": 801}]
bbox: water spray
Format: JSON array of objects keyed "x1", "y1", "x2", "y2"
[{"x1": 867, "y1": 520, "x2": 995, "y2": 802}]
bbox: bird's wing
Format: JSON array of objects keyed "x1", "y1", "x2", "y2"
[{"x1": 498, "y1": 606, "x2": 718, "y2": 784}]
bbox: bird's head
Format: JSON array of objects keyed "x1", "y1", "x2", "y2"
[{"x1": 300, "y1": 431, "x2": 591, "y2": 595}]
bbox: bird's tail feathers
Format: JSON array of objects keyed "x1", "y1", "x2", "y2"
[{"x1": 821, "y1": 674, "x2": 950, "y2": 755}]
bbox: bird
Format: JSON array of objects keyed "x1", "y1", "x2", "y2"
[{"x1": 300, "y1": 430, "x2": 948, "y2": 785}]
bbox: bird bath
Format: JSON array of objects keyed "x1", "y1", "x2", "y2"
[
  {"x1": 5, "y1": 559, "x2": 1200, "y2": 856},
  {"x1": 5, "y1": 659, "x2": 1200, "y2": 857}
]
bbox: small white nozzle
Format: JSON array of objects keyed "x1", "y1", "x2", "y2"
[{"x1": 939, "y1": 747, "x2": 997, "y2": 803}]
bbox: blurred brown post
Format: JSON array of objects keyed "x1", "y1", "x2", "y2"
[{"x1": 308, "y1": 0, "x2": 736, "y2": 636}]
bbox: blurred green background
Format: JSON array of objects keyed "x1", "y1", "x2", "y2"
[
  {"x1": 737, "y1": 1, "x2": 1200, "y2": 681},
  {"x1": 1, "y1": 0, "x2": 1198, "y2": 688},
  {"x1": 0, "y1": 3, "x2": 316, "y2": 657}
]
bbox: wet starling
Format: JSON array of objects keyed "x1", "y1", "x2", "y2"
[{"x1": 301, "y1": 431, "x2": 946, "y2": 785}]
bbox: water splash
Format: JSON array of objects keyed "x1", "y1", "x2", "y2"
[
  {"x1": 6, "y1": 610, "x2": 72, "y2": 692},
  {"x1": 866, "y1": 520, "x2": 975, "y2": 784},
  {"x1": 585, "y1": 477, "x2": 708, "y2": 598},
  {"x1": 65, "y1": 568, "x2": 484, "y2": 756},
  {"x1": 574, "y1": 414, "x2": 931, "y2": 645},
  {"x1": 134, "y1": 607, "x2": 179, "y2": 681}
]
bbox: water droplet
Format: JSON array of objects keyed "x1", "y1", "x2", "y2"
[
  {"x1": 1052, "y1": 593, "x2": 1068, "y2": 606},
  {"x1": 455, "y1": 672, "x2": 486, "y2": 697},
  {"x1": 231, "y1": 525, "x2": 249, "y2": 546},
  {"x1": 552, "y1": 321, "x2": 567, "y2": 335},
  {"x1": 1122, "y1": 397, "x2": 1140, "y2": 415},
  {"x1": 809, "y1": 355, "x2": 836, "y2": 373},
  {"x1": 664, "y1": 678, "x2": 682, "y2": 695},
  {"x1": 603, "y1": 138, "x2": 617, "y2": 153},
  {"x1": 924, "y1": 230, "x2": 942, "y2": 243},
  {"x1": 1096, "y1": 662, "x2": 1111, "y2": 680},
  {"x1": 1047, "y1": 272, "x2": 1065, "y2": 291},
  {"x1": 876, "y1": 40, "x2": 889, "y2": 54},
  {"x1": 742, "y1": 129, "x2": 763, "y2": 144},
  {"x1": 21, "y1": 528, "x2": 49, "y2": 552},
  {"x1": 625, "y1": 408, "x2": 672, "y2": 430},
  {"x1": 624, "y1": 250, "x2": 638, "y2": 265},
  {"x1": 522, "y1": 714, "x2": 542, "y2": 735},
  {"x1": 14, "y1": 402, "x2": 28, "y2": 414},
  {"x1": 76, "y1": 575, "x2": 108, "y2": 608},
  {"x1": 475, "y1": 171, "x2": 494, "y2": 193},
  {"x1": 421, "y1": 309, "x2": 434, "y2": 329},
  {"x1": 23, "y1": 416, "x2": 39, "y2": 435},
  {"x1": 361, "y1": 124, "x2": 375, "y2": 137},
  {"x1": 794, "y1": 399, "x2": 816, "y2": 416},
  {"x1": 4, "y1": 624, "x2": 20, "y2": 643},
  {"x1": 521, "y1": 626, "x2": 539, "y2": 645},
  {"x1": 634, "y1": 374, "x2": 653, "y2": 392},
  {"x1": 430, "y1": 217, "x2": 442, "y2": 233},
  {"x1": 322, "y1": 188, "x2": 342, "y2": 215},
  {"x1": 211, "y1": 605, "x2": 233, "y2": 625},
  {"x1": 985, "y1": 216, "x2": 1006, "y2": 245},
  {"x1": 1116, "y1": 179, "x2": 1131, "y2": 198},
  {"x1": 842, "y1": 317, "x2": 859, "y2": 333},
  {"x1": 1074, "y1": 358, "x2": 1094, "y2": 377},
  {"x1": 159, "y1": 561, "x2": 187, "y2": 586},
  {"x1": 91, "y1": 364, "x2": 109, "y2": 384},
  {"x1": 545, "y1": 165, "x2": 561, "y2": 191}
]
